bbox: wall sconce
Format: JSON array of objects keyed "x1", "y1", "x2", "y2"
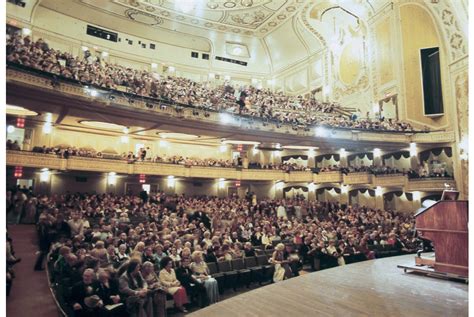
[
  {"x1": 340, "y1": 148, "x2": 347, "y2": 158},
  {"x1": 219, "y1": 144, "x2": 228, "y2": 153},
  {"x1": 275, "y1": 181, "x2": 284, "y2": 190},
  {"x1": 413, "y1": 191, "x2": 421, "y2": 201},
  {"x1": 375, "y1": 186, "x2": 383, "y2": 196},
  {"x1": 40, "y1": 168, "x2": 50, "y2": 182},
  {"x1": 218, "y1": 178, "x2": 225, "y2": 189},
  {"x1": 341, "y1": 185, "x2": 348, "y2": 194},
  {"x1": 373, "y1": 148, "x2": 381, "y2": 158},
  {"x1": 167, "y1": 175, "x2": 175, "y2": 188},
  {"x1": 409, "y1": 142, "x2": 417, "y2": 157},
  {"x1": 43, "y1": 122, "x2": 52, "y2": 134},
  {"x1": 107, "y1": 172, "x2": 117, "y2": 185}
]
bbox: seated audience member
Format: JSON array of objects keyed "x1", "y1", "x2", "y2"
[
  {"x1": 118, "y1": 259, "x2": 153, "y2": 317},
  {"x1": 190, "y1": 251, "x2": 219, "y2": 305},
  {"x1": 96, "y1": 269, "x2": 126, "y2": 316},
  {"x1": 140, "y1": 261, "x2": 167, "y2": 317},
  {"x1": 69, "y1": 269, "x2": 104, "y2": 317},
  {"x1": 243, "y1": 242, "x2": 256, "y2": 257},
  {"x1": 271, "y1": 243, "x2": 292, "y2": 283},
  {"x1": 159, "y1": 256, "x2": 188, "y2": 313},
  {"x1": 176, "y1": 256, "x2": 209, "y2": 308}
]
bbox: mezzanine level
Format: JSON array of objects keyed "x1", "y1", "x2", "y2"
[{"x1": 6, "y1": 150, "x2": 456, "y2": 192}]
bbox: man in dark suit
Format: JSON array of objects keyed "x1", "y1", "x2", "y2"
[
  {"x1": 176, "y1": 257, "x2": 208, "y2": 308},
  {"x1": 70, "y1": 269, "x2": 105, "y2": 317}
]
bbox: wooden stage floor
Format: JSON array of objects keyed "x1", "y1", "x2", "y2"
[{"x1": 189, "y1": 254, "x2": 468, "y2": 317}]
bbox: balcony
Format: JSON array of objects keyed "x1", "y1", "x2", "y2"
[
  {"x1": 406, "y1": 178, "x2": 456, "y2": 191},
  {"x1": 343, "y1": 172, "x2": 372, "y2": 185},
  {"x1": 6, "y1": 151, "x2": 456, "y2": 191},
  {"x1": 6, "y1": 66, "x2": 455, "y2": 145},
  {"x1": 313, "y1": 171, "x2": 343, "y2": 183},
  {"x1": 372, "y1": 174, "x2": 407, "y2": 187}
]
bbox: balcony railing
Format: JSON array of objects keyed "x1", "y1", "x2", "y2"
[
  {"x1": 7, "y1": 151, "x2": 456, "y2": 191},
  {"x1": 6, "y1": 64, "x2": 455, "y2": 144}
]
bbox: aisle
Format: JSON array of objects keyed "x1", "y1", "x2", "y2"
[{"x1": 7, "y1": 224, "x2": 58, "y2": 317}]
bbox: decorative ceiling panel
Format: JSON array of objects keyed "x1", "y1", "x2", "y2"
[{"x1": 75, "y1": 0, "x2": 306, "y2": 37}]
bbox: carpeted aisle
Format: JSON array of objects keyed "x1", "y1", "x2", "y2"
[{"x1": 7, "y1": 224, "x2": 59, "y2": 317}]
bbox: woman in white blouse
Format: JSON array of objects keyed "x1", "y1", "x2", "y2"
[{"x1": 158, "y1": 256, "x2": 188, "y2": 312}]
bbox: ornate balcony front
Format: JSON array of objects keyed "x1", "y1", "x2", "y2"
[
  {"x1": 6, "y1": 151, "x2": 456, "y2": 192},
  {"x1": 6, "y1": 66, "x2": 455, "y2": 145},
  {"x1": 343, "y1": 172, "x2": 372, "y2": 185},
  {"x1": 313, "y1": 172, "x2": 343, "y2": 184}
]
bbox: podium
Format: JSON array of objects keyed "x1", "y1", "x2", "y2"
[{"x1": 414, "y1": 199, "x2": 468, "y2": 277}]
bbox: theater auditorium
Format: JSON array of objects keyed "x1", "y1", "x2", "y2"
[{"x1": 4, "y1": 0, "x2": 469, "y2": 316}]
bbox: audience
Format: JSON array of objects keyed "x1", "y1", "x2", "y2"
[{"x1": 6, "y1": 33, "x2": 417, "y2": 132}]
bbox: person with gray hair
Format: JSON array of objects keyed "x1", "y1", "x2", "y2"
[
  {"x1": 141, "y1": 261, "x2": 167, "y2": 317},
  {"x1": 119, "y1": 259, "x2": 153, "y2": 317}
]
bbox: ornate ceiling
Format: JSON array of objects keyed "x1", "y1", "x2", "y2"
[{"x1": 77, "y1": 0, "x2": 307, "y2": 37}]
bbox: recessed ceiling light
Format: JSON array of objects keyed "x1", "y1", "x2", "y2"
[
  {"x1": 6, "y1": 105, "x2": 38, "y2": 116},
  {"x1": 222, "y1": 140, "x2": 260, "y2": 145},
  {"x1": 79, "y1": 120, "x2": 127, "y2": 131},
  {"x1": 232, "y1": 46, "x2": 242, "y2": 55},
  {"x1": 282, "y1": 146, "x2": 319, "y2": 150},
  {"x1": 158, "y1": 132, "x2": 200, "y2": 140}
]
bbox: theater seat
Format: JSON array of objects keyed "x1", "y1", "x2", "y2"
[
  {"x1": 217, "y1": 261, "x2": 239, "y2": 292},
  {"x1": 244, "y1": 256, "x2": 264, "y2": 284},
  {"x1": 256, "y1": 254, "x2": 274, "y2": 283},
  {"x1": 231, "y1": 258, "x2": 251, "y2": 288},
  {"x1": 207, "y1": 262, "x2": 225, "y2": 294}
]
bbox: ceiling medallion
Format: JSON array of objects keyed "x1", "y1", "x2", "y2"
[
  {"x1": 241, "y1": 0, "x2": 254, "y2": 7},
  {"x1": 268, "y1": 21, "x2": 277, "y2": 27},
  {"x1": 231, "y1": 11, "x2": 265, "y2": 26},
  {"x1": 125, "y1": 9, "x2": 163, "y2": 26},
  {"x1": 286, "y1": 6, "x2": 296, "y2": 12},
  {"x1": 277, "y1": 14, "x2": 286, "y2": 20},
  {"x1": 224, "y1": 1, "x2": 237, "y2": 8}
]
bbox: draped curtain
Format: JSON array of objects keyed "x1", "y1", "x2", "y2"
[
  {"x1": 349, "y1": 188, "x2": 375, "y2": 197},
  {"x1": 315, "y1": 154, "x2": 340, "y2": 163},
  {"x1": 282, "y1": 155, "x2": 308, "y2": 162},
  {"x1": 384, "y1": 191, "x2": 413, "y2": 201},
  {"x1": 316, "y1": 187, "x2": 341, "y2": 194},
  {"x1": 419, "y1": 147, "x2": 452, "y2": 162},
  {"x1": 283, "y1": 186, "x2": 309, "y2": 193},
  {"x1": 348, "y1": 152, "x2": 374, "y2": 162}
]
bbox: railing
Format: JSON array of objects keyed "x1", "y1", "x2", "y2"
[
  {"x1": 6, "y1": 151, "x2": 455, "y2": 190},
  {"x1": 6, "y1": 63, "x2": 455, "y2": 144}
]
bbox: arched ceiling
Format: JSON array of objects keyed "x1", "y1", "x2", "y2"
[
  {"x1": 38, "y1": 0, "x2": 308, "y2": 38},
  {"x1": 7, "y1": 0, "x2": 467, "y2": 74}
]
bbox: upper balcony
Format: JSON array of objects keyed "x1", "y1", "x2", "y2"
[
  {"x1": 6, "y1": 150, "x2": 456, "y2": 191},
  {"x1": 6, "y1": 64, "x2": 455, "y2": 148}
]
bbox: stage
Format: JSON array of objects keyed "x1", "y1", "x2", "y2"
[{"x1": 189, "y1": 254, "x2": 468, "y2": 317}]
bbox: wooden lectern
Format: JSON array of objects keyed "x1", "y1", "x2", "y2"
[{"x1": 415, "y1": 197, "x2": 468, "y2": 277}]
